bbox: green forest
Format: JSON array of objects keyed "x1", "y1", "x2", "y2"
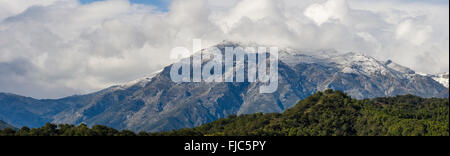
[{"x1": 1, "y1": 90, "x2": 448, "y2": 136}]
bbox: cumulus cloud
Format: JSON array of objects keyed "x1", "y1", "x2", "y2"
[
  {"x1": 304, "y1": 0, "x2": 349, "y2": 26},
  {"x1": 0, "y1": 0, "x2": 448, "y2": 98}
]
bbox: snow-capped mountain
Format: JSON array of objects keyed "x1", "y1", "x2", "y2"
[
  {"x1": 0, "y1": 41, "x2": 448, "y2": 131},
  {"x1": 109, "y1": 69, "x2": 163, "y2": 91},
  {"x1": 415, "y1": 72, "x2": 449, "y2": 88},
  {"x1": 281, "y1": 50, "x2": 409, "y2": 79},
  {"x1": 430, "y1": 73, "x2": 449, "y2": 88},
  {"x1": 0, "y1": 120, "x2": 15, "y2": 130}
]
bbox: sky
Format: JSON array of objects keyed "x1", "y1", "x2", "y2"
[
  {"x1": 80, "y1": 0, "x2": 170, "y2": 9},
  {"x1": 0, "y1": 0, "x2": 448, "y2": 99}
]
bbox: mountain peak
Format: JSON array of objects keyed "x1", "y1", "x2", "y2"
[
  {"x1": 384, "y1": 59, "x2": 416, "y2": 75},
  {"x1": 215, "y1": 40, "x2": 248, "y2": 48}
]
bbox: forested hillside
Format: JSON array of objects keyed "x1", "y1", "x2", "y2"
[
  {"x1": 159, "y1": 90, "x2": 449, "y2": 136},
  {"x1": 1, "y1": 90, "x2": 448, "y2": 136}
]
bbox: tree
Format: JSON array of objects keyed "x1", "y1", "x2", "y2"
[{"x1": 0, "y1": 128, "x2": 16, "y2": 136}]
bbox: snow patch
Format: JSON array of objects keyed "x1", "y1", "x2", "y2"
[{"x1": 431, "y1": 72, "x2": 449, "y2": 88}]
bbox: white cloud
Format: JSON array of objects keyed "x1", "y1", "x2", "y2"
[
  {"x1": 0, "y1": 0, "x2": 68, "y2": 21},
  {"x1": 304, "y1": 0, "x2": 349, "y2": 26},
  {"x1": 0, "y1": 0, "x2": 448, "y2": 98}
]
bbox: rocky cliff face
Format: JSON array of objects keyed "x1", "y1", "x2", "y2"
[{"x1": 1, "y1": 42, "x2": 448, "y2": 131}]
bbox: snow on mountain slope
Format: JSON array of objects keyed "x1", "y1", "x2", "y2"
[
  {"x1": 279, "y1": 49, "x2": 339, "y2": 66},
  {"x1": 384, "y1": 60, "x2": 416, "y2": 74},
  {"x1": 333, "y1": 52, "x2": 393, "y2": 75},
  {"x1": 431, "y1": 73, "x2": 449, "y2": 88},
  {"x1": 107, "y1": 69, "x2": 164, "y2": 91},
  {"x1": 280, "y1": 49, "x2": 410, "y2": 79}
]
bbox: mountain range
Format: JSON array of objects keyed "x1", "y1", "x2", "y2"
[{"x1": 0, "y1": 41, "x2": 448, "y2": 132}]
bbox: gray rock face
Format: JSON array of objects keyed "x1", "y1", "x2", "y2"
[{"x1": 0, "y1": 42, "x2": 448, "y2": 131}]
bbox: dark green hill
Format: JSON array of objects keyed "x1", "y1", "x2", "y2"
[
  {"x1": 1, "y1": 90, "x2": 448, "y2": 136},
  {"x1": 154, "y1": 90, "x2": 449, "y2": 136}
]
